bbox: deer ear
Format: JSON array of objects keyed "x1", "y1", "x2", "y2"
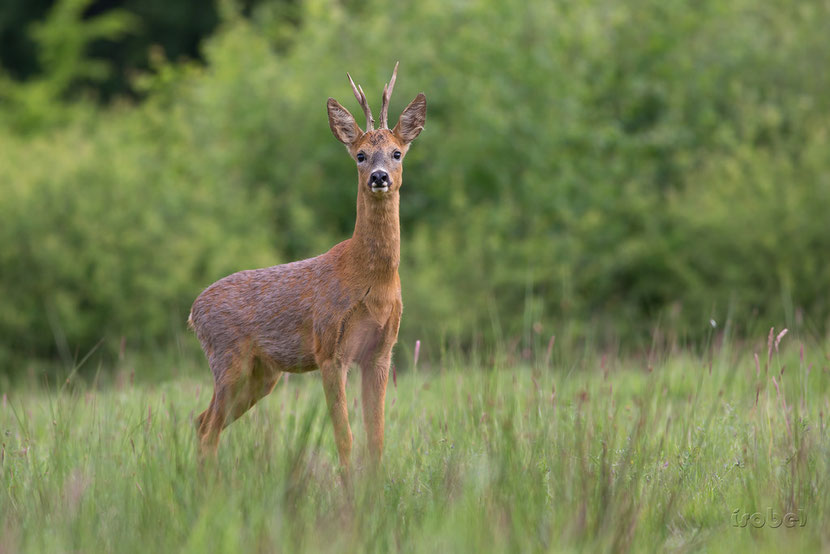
[
  {"x1": 327, "y1": 98, "x2": 363, "y2": 145},
  {"x1": 393, "y1": 93, "x2": 426, "y2": 144}
]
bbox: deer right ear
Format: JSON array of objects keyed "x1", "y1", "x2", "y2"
[{"x1": 327, "y1": 98, "x2": 363, "y2": 145}]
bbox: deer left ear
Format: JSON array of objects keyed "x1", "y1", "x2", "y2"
[
  {"x1": 393, "y1": 93, "x2": 426, "y2": 144},
  {"x1": 327, "y1": 98, "x2": 363, "y2": 145}
]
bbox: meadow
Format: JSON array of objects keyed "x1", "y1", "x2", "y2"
[{"x1": 2, "y1": 330, "x2": 827, "y2": 553}]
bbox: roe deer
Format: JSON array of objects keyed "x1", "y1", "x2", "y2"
[{"x1": 189, "y1": 63, "x2": 426, "y2": 470}]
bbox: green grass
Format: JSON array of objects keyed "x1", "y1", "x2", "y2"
[{"x1": 1, "y1": 334, "x2": 828, "y2": 552}]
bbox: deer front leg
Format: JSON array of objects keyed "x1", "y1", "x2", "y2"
[
  {"x1": 361, "y1": 351, "x2": 390, "y2": 468},
  {"x1": 321, "y1": 359, "x2": 353, "y2": 471}
]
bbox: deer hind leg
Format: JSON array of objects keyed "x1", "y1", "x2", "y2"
[{"x1": 197, "y1": 349, "x2": 281, "y2": 457}]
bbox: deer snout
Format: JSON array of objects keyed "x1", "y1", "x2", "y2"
[{"x1": 369, "y1": 170, "x2": 390, "y2": 191}]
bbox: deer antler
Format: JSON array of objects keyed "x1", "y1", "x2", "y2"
[
  {"x1": 347, "y1": 72, "x2": 374, "y2": 131},
  {"x1": 379, "y1": 61, "x2": 399, "y2": 129}
]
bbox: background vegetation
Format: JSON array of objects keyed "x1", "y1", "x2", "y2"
[{"x1": 1, "y1": 0, "x2": 829, "y2": 373}]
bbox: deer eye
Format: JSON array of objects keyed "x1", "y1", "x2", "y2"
[
  {"x1": 393, "y1": 150, "x2": 402, "y2": 160},
  {"x1": 356, "y1": 152, "x2": 366, "y2": 163}
]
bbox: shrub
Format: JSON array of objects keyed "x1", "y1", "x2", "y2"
[{"x1": 1, "y1": 0, "x2": 829, "y2": 369}]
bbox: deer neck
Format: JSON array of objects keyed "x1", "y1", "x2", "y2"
[{"x1": 349, "y1": 188, "x2": 400, "y2": 280}]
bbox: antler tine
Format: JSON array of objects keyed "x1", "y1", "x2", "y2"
[
  {"x1": 347, "y1": 72, "x2": 374, "y2": 131},
  {"x1": 379, "y1": 61, "x2": 399, "y2": 129}
]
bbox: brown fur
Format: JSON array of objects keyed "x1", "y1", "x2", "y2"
[{"x1": 190, "y1": 72, "x2": 426, "y2": 470}]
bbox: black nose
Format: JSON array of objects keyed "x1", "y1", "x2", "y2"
[{"x1": 370, "y1": 170, "x2": 389, "y2": 186}]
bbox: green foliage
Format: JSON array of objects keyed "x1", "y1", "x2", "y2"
[
  {"x1": 0, "y1": 0, "x2": 225, "y2": 102},
  {"x1": 1, "y1": 340, "x2": 828, "y2": 551},
  {"x1": 0, "y1": 0, "x2": 136, "y2": 132},
  {"x1": 1, "y1": 0, "x2": 830, "y2": 367},
  {"x1": 0, "y1": 94, "x2": 277, "y2": 365}
]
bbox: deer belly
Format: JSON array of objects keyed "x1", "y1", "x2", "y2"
[{"x1": 255, "y1": 308, "x2": 317, "y2": 373}]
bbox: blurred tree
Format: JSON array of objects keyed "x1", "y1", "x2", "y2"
[
  {"x1": 0, "y1": 0, "x2": 828, "y2": 370},
  {"x1": 83, "y1": 0, "x2": 221, "y2": 99},
  {"x1": 0, "y1": 0, "x2": 136, "y2": 131},
  {"x1": 0, "y1": 0, "x2": 53, "y2": 80},
  {"x1": 0, "y1": 0, "x2": 287, "y2": 100}
]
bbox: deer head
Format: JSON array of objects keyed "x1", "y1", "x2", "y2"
[{"x1": 327, "y1": 62, "x2": 427, "y2": 196}]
